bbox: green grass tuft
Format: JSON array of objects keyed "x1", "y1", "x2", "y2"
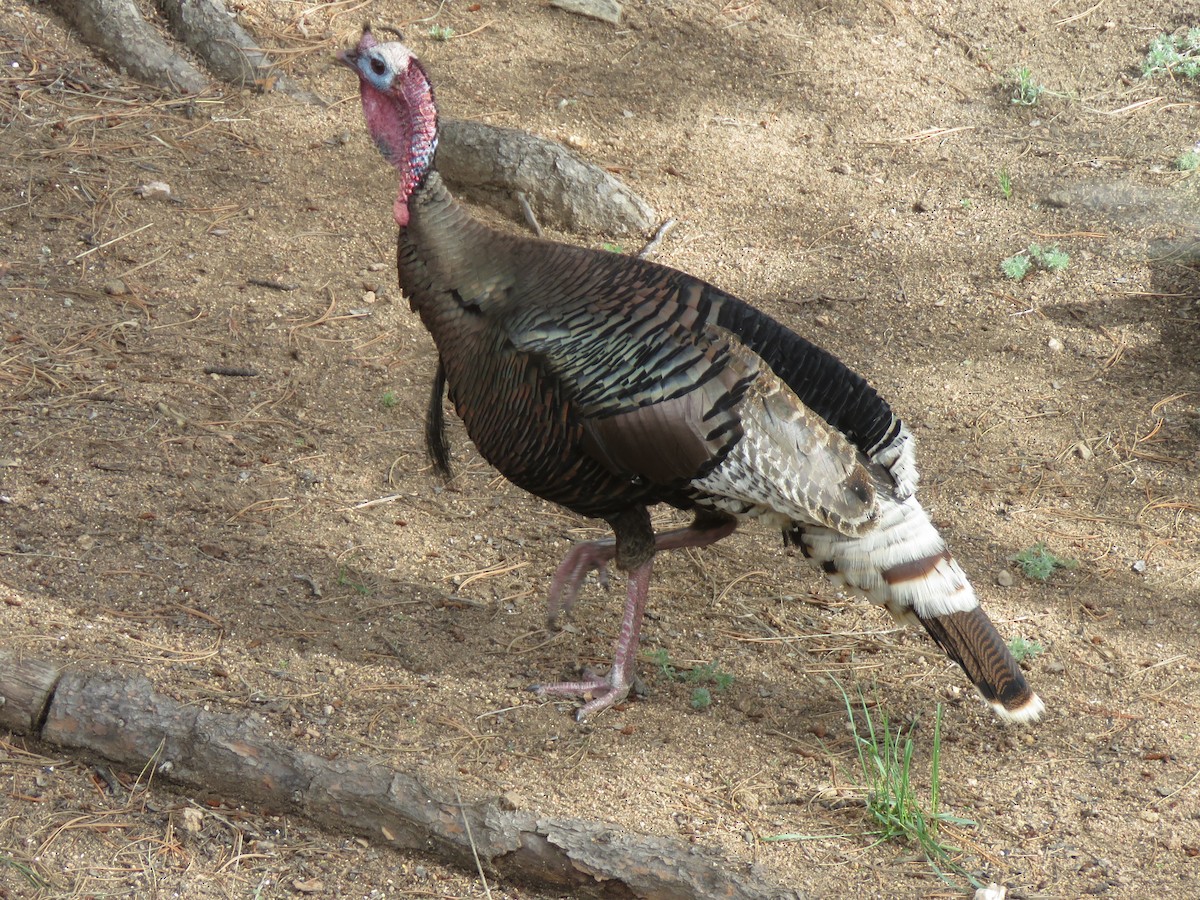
[
  {"x1": 841, "y1": 692, "x2": 978, "y2": 883},
  {"x1": 996, "y1": 168, "x2": 1013, "y2": 200},
  {"x1": 1, "y1": 854, "x2": 47, "y2": 889},
  {"x1": 380, "y1": 389, "x2": 399, "y2": 409},
  {"x1": 428, "y1": 24, "x2": 455, "y2": 41},
  {"x1": 1013, "y1": 543, "x2": 1077, "y2": 581}
]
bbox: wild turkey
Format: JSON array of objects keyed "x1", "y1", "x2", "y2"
[{"x1": 340, "y1": 27, "x2": 1044, "y2": 724}]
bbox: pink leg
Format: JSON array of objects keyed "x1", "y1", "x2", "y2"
[
  {"x1": 546, "y1": 538, "x2": 616, "y2": 629},
  {"x1": 545, "y1": 519, "x2": 737, "y2": 628},
  {"x1": 536, "y1": 560, "x2": 653, "y2": 721},
  {"x1": 538, "y1": 517, "x2": 737, "y2": 721}
]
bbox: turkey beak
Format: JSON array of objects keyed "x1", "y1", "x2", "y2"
[{"x1": 337, "y1": 48, "x2": 359, "y2": 71}]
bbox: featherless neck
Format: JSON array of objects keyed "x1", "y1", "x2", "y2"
[{"x1": 362, "y1": 58, "x2": 438, "y2": 227}]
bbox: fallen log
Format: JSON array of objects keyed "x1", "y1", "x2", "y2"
[{"x1": 0, "y1": 652, "x2": 798, "y2": 899}]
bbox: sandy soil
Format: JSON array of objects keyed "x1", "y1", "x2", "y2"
[{"x1": 1, "y1": 0, "x2": 1198, "y2": 897}]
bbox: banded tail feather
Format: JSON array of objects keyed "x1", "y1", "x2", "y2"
[{"x1": 787, "y1": 495, "x2": 1044, "y2": 723}]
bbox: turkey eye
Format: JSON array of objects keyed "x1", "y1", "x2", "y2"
[{"x1": 370, "y1": 57, "x2": 387, "y2": 76}]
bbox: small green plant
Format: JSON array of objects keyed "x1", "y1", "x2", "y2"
[
  {"x1": 1031, "y1": 243, "x2": 1070, "y2": 271},
  {"x1": 1000, "y1": 252, "x2": 1032, "y2": 281},
  {"x1": 337, "y1": 567, "x2": 372, "y2": 595},
  {"x1": 1, "y1": 854, "x2": 47, "y2": 889},
  {"x1": 843, "y1": 694, "x2": 976, "y2": 879},
  {"x1": 1173, "y1": 149, "x2": 1200, "y2": 171},
  {"x1": 1143, "y1": 28, "x2": 1200, "y2": 80},
  {"x1": 649, "y1": 647, "x2": 676, "y2": 680},
  {"x1": 1008, "y1": 636, "x2": 1045, "y2": 662},
  {"x1": 380, "y1": 389, "x2": 399, "y2": 409},
  {"x1": 1009, "y1": 66, "x2": 1046, "y2": 106},
  {"x1": 996, "y1": 167, "x2": 1013, "y2": 200},
  {"x1": 601, "y1": 242, "x2": 624, "y2": 254},
  {"x1": 428, "y1": 24, "x2": 455, "y2": 41},
  {"x1": 1001, "y1": 242, "x2": 1069, "y2": 281},
  {"x1": 1013, "y1": 543, "x2": 1077, "y2": 581},
  {"x1": 647, "y1": 649, "x2": 734, "y2": 710}
]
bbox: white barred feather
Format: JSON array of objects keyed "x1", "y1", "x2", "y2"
[{"x1": 799, "y1": 495, "x2": 979, "y2": 619}]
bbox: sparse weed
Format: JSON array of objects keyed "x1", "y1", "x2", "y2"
[
  {"x1": 1173, "y1": 149, "x2": 1200, "y2": 171},
  {"x1": 1001, "y1": 243, "x2": 1069, "y2": 281},
  {"x1": 1009, "y1": 66, "x2": 1046, "y2": 106},
  {"x1": 1, "y1": 855, "x2": 46, "y2": 889},
  {"x1": 428, "y1": 24, "x2": 455, "y2": 41},
  {"x1": 1030, "y1": 243, "x2": 1070, "y2": 272},
  {"x1": 601, "y1": 242, "x2": 624, "y2": 254},
  {"x1": 1014, "y1": 543, "x2": 1077, "y2": 581},
  {"x1": 1143, "y1": 28, "x2": 1200, "y2": 80},
  {"x1": 337, "y1": 567, "x2": 372, "y2": 595},
  {"x1": 380, "y1": 389, "x2": 399, "y2": 409},
  {"x1": 1000, "y1": 252, "x2": 1032, "y2": 281},
  {"x1": 997, "y1": 168, "x2": 1013, "y2": 200},
  {"x1": 648, "y1": 649, "x2": 734, "y2": 710},
  {"x1": 1009, "y1": 636, "x2": 1045, "y2": 662}
]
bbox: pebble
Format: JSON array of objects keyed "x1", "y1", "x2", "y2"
[
  {"x1": 104, "y1": 278, "x2": 129, "y2": 296},
  {"x1": 1140, "y1": 809, "x2": 1160, "y2": 823},
  {"x1": 996, "y1": 568, "x2": 1015, "y2": 587},
  {"x1": 1073, "y1": 441, "x2": 1093, "y2": 461},
  {"x1": 1047, "y1": 337, "x2": 1064, "y2": 353},
  {"x1": 549, "y1": 0, "x2": 622, "y2": 25},
  {"x1": 974, "y1": 883, "x2": 1006, "y2": 900},
  {"x1": 1131, "y1": 559, "x2": 1146, "y2": 574},
  {"x1": 135, "y1": 180, "x2": 171, "y2": 200}
]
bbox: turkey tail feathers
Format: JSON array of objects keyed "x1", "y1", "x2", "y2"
[
  {"x1": 918, "y1": 607, "x2": 1045, "y2": 723},
  {"x1": 791, "y1": 495, "x2": 1044, "y2": 723}
]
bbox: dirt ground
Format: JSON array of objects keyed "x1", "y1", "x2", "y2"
[{"x1": 2, "y1": 0, "x2": 1199, "y2": 897}]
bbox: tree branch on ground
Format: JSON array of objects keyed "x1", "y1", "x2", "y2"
[{"x1": 0, "y1": 651, "x2": 796, "y2": 900}]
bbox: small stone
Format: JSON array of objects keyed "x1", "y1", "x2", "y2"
[
  {"x1": 1131, "y1": 559, "x2": 1147, "y2": 574},
  {"x1": 549, "y1": 0, "x2": 622, "y2": 25},
  {"x1": 180, "y1": 807, "x2": 204, "y2": 833},
  {"x1": 996, "y1": 568, "x2": 1015, "y2": 587},
  {"x1": 1044, "y1": 657, "x2": 1065, "y2": 674},
  {"x1": 362, "y1": 291, "x2": 377, "y2": 304},
  {"x1": 104, "y1": 279, "x2": 128, "y2": 296},
  {"x1": 1074, "y1": 441, "x2": 1093, "y2": 461},
  {"x1": 367, "y1": 262, "x2": 387, "y2": 272},
  {"x1": 134, "y1": 180, "x2": 171, "y2": 200},
  {"x1": 974, "y1": 883, "x2": 1006, "y2": 900},
  {"x1": 831, "y1": 162, "x2": 853, "y2": 175},
  {"x1": 1140, "y1": 809, "x2": 1160, "y2": 823},
  {"x1": 1047, "y1": 337, "x2": 1064, "y2": 353}
]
